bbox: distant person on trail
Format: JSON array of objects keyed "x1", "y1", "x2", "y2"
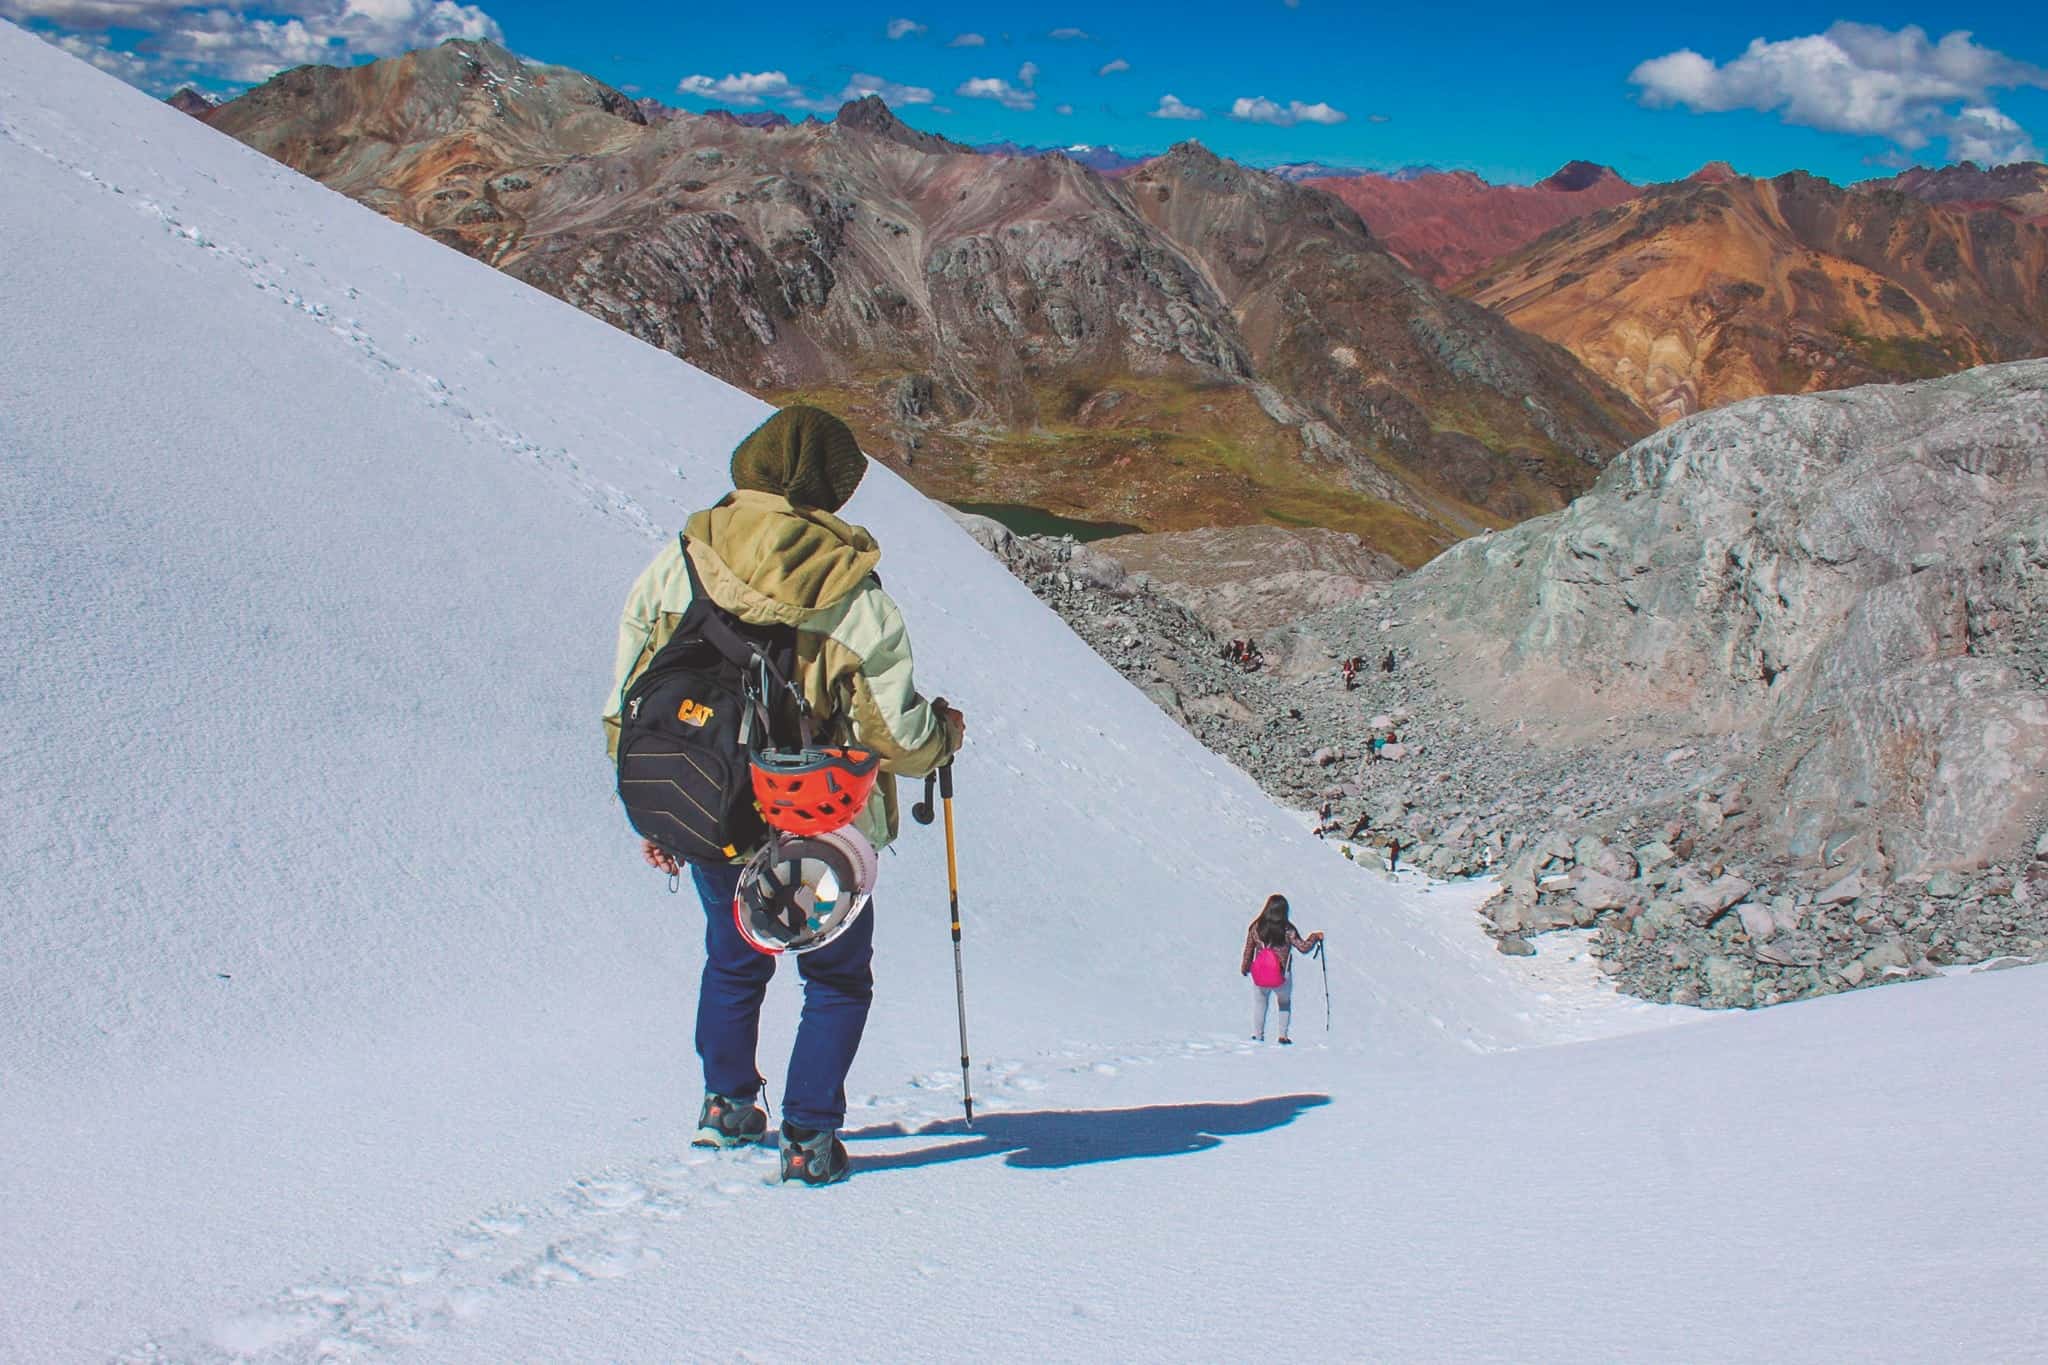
[
  {"x1": 1241, "y1": 894, "x2": 1324, "y2": 1045},
  {"x1": 1386, "y1": 837, "x2": 1402, "y2": 873},
  {"x1": 1381, "y1": 648, "x2": 1396, "y2": 674},
  {"x1": 604, "y1": 405, "x2": 965, "y2": 1186}
]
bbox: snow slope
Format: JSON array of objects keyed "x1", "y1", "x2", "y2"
[{"x1": 3, "y1": 24, "x2": 2044, "y2": 1361}]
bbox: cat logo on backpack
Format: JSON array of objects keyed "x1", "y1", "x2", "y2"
[{"x1": 676, "y1": 699, "x2": 714, "y2": 727}]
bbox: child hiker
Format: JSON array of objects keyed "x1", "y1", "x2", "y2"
[{"x1": 1240, "y1": 894, "x2": 1324, "y2": 1045}]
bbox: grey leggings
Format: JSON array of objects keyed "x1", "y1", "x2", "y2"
[{"x1": 1252, "y1": 980, "x2": 1293, "y2": 1039}]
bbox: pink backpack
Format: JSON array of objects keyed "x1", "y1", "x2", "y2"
[{"x1": 1250, "y1": 944, "x2": 1286, "y2": 989}]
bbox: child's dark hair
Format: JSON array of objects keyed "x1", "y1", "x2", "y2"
[{"x1": 1255, "y1": 893, "x2": 1291, "y2": 945}]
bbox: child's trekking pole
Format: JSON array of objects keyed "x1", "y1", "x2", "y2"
[
  {"x1": 1314, "y1": 939, "x2": 1331, "y2": 1033},
  {"x1": 913, "y1": 764, "x2": 975, "y2": 1126}
]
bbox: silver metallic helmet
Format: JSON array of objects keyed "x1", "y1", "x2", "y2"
[{"x1": 732, "y1": 826, "x2": 880, "y2": 955}]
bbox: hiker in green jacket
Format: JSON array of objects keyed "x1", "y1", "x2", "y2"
[{"x1": 605, "y1": 405, "x2": 963, "y2": 1184}]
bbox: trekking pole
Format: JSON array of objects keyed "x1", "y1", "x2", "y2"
[
  {"x1": 913, "y1": 764, "x2": 975, "y2": 1127},
  {"x1": 1315, "y1": 940, "x2": 1331, "y2": 1033}
]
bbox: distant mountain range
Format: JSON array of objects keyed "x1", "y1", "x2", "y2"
[
  {"x1": 198, "y1": 39, "x2": 1652, "y2": 562},
  {"x1": 180, "y1": 47, "x2": 2048, "y2": 538}
]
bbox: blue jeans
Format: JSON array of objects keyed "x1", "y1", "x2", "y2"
[{"x1": 690, "y1": 861, "x2": 875, "y2": 1132}]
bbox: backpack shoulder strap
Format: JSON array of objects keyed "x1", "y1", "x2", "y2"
[
  {"x1": 678, "y1": 535, "x2": 759, "y2": 670},
  {"x1": 679, "y1": 535, "x2": 814, "y2": 746}
]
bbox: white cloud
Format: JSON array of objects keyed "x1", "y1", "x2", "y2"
[
  {"x1": 1017, "y1": 60, "x2": 1037, "y2": 88},
  {"x1": 947, "y1": 32, "x2": 984, "y2": 47},
  {"x1": 1097, "y1": 57, "x2": 1128, "y2": 76},
  {"x1": 885, "y1": 16, "x2": 925, "y2": 40},
  {"x1": 1949, "y1": 104, "x2": 2037, "y2": 164},
  {"x1": 1055, "y1": 102, "x2": 1073, "y2": 115},
  {"x1": 1150, "y1": 93, "x2": 1203, "y2": 120},
  {"x1": 1229, "y1": 95, "x2": 1346, "y2": 126},
  {"x1": 5, "y1": 0, "x2": 197, "y2": 27},
  {"x1": 957, "y1": 75, "x2": 1035, "y2": 111},
  {"x1": 1048, "y1": 26, "x2": 1087, "y2": 40},
  {"x1": 39, "y1": 27, "x2": 152, "y2": 80},
  {"x1": 838, "y1": 72, "x2": 935, "y2": 106},
  {"x1": 6, "y1": 0, "x2": 502, "y2": 89},
  {"x1": 1630, "y1": 23, "x2": 2048, "y2": 165},
  {"x1": 677, "y1": 69, "x2": 797, "y2": 107}
]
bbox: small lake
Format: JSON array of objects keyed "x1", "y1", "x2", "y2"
[{"x1": 951, "y1": 502, "x2": 1142, "y2": 543}]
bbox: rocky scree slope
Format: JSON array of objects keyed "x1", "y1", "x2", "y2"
[
  {"x1": 962, "y1": 363, "x2": 2048, "y2": 1009},
  {"x1": 1465, "y1": 171, "x2": 2048, "y2": 425},
  {"x1": 204, "y1": 38, "x2": 1651, "y2": 563}
]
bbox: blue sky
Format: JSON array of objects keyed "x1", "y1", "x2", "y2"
[{"x1": 10, "y1": 1, "x2": 2048, "y2": 184}]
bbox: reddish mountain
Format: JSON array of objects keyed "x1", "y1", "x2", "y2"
[
  {"x1": 1304, "y1": 162, "x2": 1639, "y2": 285},
  {"x1": 1464, "y1": 170, "x2": 2048, "y2": 423}
]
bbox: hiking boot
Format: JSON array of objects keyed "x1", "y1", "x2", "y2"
[
  {"x1": 1278, "y1": 1036, "x2": 1294, "y2": 1046},
  {"x1": 778, "y1": 1121, "x2": 850, "y2": 1186},
  {"x1": 692, "y1": 1091, "x2": 768, "y2": 1149}
]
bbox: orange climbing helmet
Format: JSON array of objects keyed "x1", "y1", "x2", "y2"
[{"x1": 750, "y1": 745, "x2": 881, "y2": 836}]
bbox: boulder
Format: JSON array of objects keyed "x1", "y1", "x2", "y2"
[
  {"x1": 1573, "y1": 871, "x2": 1636, "y2": 913},
  {"x1": 1635, "y1": 840, "x2": 1678, "y2": 873},
  {"x1": 1496, "y1": 935, "x2": 1537, "y2": 957},
  {"x1": 1857, "y1": 937, "x2": 1911, "y2": 977},
  {"x1": 1735, "y1": 902, "x2": 1777, "y2": 941},
  {"x1": 1924, "y1": 870, "x2": 1964, "y2": 898},
  {"x1": 1703, "y1": 954, "x2": 1754, "y2": 1004},
  {"x1": 1815, "y1": 870, "x2": 1869, "y2": 906},
  {"x1": 1586, "y1": 844, "x2": 1640, "y2": 882},
  {"x1": 1678, "y1": 874, "x2": 1755, "y2": 924}
]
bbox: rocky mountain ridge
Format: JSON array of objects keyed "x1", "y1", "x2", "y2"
[
  {"x1": 1869, "y1": 161, "x2": 2048, "y2": 225},
  {"x1": 201, "y1": 38, "x2": 1651, "y2": 564}
]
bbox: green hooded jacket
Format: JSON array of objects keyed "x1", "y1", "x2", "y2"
[{"x1": 604, "y1": 489, "x2": 954, "y2": 851}]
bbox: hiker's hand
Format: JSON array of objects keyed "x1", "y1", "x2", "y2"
[
  {"x1": 1310, "y1": 931, "x2": 1325, "y2": 945},
  {"x1": 642, "y1": 839, "x2": 680, "y2": 877},
  {"x1": 933, "y1": 698, "x2": 966, "y2": 750}
]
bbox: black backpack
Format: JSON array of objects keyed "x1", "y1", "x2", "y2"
[{"x1": 616, "y1": 537, "x2": 809, "y2": 865}]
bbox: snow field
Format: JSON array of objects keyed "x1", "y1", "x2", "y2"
[{"x1": 4, "y1": 22, "x2": 2046, "y2": 1361}]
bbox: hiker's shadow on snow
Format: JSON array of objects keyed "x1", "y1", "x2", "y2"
[{"x1": 845, "y1": 1094, "x2": 1331, "y2": 1172}]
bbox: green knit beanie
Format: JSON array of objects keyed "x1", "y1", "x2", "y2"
[{"x1": 729, "y1": 405, "x2": 868, "y2": 512}]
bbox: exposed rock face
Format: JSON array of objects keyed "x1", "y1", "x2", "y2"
[
  {"x1": 960, "y1": 363, "x2": 2048, "y2": 1009},
  {"x1": 1084, "y1": 524, "x2": 1402, "y2": 636},
  {"x1": 1391, "y1": 360, "x2": 2048, "y2": 876},
  {"x1": 203, "y1": 39, "x2": 1651, "y2": 564},
  {"x1": 1306, "y1": 162, "x2": 1640, "y2": 286},
  {"x1": 1465, "y1": 172, "x2": 2048, "y2": 424}
]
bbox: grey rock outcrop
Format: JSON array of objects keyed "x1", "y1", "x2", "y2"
[
  {"x1": 957, "y1": 362, "x2": 2048, "y2": 1010},
  {"x1": 1403, "y1": 360, "x2": 2048, "y2": 877}
]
